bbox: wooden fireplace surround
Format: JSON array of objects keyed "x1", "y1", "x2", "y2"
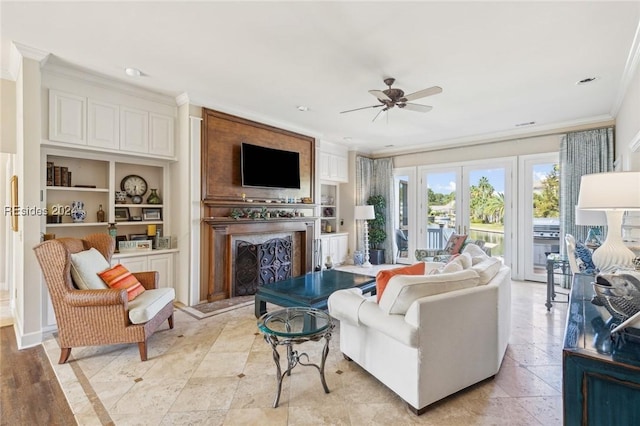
[{"x1": 200, "y1": 108, "x2": 317, "y2": 302}]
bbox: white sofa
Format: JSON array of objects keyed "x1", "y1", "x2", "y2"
[{"x1": 328, "y1": 246, "x2": 511, "y2": 414}]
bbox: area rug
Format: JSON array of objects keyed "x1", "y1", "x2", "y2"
[{"x1": 180, "y1": 295, "x2": 255, "y2": 319}]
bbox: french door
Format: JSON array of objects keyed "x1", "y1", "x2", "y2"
[
  {"x1": 518, "y1": 153, "x2": 560, "y2": 282},
  {"x1": 393, "y1": 167, "x2": 417, "y2": 264},
  {"x1": 418, "y1": 158, "x2": 514, "y2": 268}
]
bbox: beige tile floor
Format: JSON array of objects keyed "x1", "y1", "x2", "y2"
[{"x1": 41, "y1": 280, "x2": 567, "y2": 425}]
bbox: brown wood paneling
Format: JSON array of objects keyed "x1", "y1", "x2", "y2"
[{"x1": 201, "y1": 108, "x2": 315, "y2": 202}]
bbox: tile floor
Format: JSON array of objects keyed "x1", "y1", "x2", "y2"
[{"x1": 41, "y1": 280, "x2": 568, "y2": 425}]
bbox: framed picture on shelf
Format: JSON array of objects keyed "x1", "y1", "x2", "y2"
[
  {"x1": 115, "y1": 235, "x2": 127, "y2": 250},
  {"x1": 114, "y1": 207, "x2": 130, "y2": 222},
  {"x1": 157, "y1": 236, "x2": 171, "y2": 250},
  {"x1": 129, "y1": 234, "x2": 148, "y2": 241},
  {"x1": 142, "y1": 208, "x2": 162, "y2": 221}
]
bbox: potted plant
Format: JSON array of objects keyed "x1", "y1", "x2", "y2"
[{"x1": 367, "y1": 194, "x2": 386, "y2": 264}]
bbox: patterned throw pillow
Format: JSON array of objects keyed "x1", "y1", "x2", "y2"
[
  {"x1": 98, "y1": 264, "x2": 146, "y2": 301},
  {"x1": 574, "y1": 241, "x2": 597, "y2": 274}
]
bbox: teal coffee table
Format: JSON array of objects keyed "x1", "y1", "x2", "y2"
[{"x1": 254, "y1": 269, "x2": 376, "y2": 318}]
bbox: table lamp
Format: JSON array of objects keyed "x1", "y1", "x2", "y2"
[
  {"x1": 574, "y1": 205, "x2": 606, "y2": 248},
  {"x1": 577, "y1": 172, "x2": 640, "y2": 273},
  {"x1": 354, "y1": 205, "x2": 376, "y2": 267}
]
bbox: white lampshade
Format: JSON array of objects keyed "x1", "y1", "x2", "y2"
[
  {"x1": 577, "y1": 172, "x2": 640, "y2": 211},
  {"x1": 574, "y1": 206, "x2": 606, "y2": 226},
  {"x1": 577, "y1": 171, "x2": 640, "y2": 272},
  {"x1": 354, "y1": 205, "x2": 375, "y2": 220}
]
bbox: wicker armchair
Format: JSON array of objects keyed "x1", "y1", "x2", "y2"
[{"x1": 33, "y1": 233, "x2": 174, "y2": 363}]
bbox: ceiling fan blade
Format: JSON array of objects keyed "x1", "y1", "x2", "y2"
[
  {"x1": 372, "y1": 108, "x2": 388, "y2": 122},
  {"x1": 401, "y1": 86, "x2": 443, "y2": 102},
  {"x1": 400, "y1": 103, "x2": 433, "y2": 113},
  {"x1": 368, "y1": 89, "x2": 391, "y2": 102},
  {"x1": 340, "y1": 104, "x2": 383, "y2": 114}
]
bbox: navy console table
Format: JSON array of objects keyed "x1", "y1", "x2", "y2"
[{"x1": 563, "y1": 273, "x2": 640, "y2": 425}]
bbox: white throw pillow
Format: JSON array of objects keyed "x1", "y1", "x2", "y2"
[
  {"x1": 471, "y1": 256, "x2": 502, "y2": 285},
  {"x1": 462, "y1": 243, "x2": 490, "y2": 265},
  {"x1": 441, "y1": 259, "x2": 463, "y2": 273},
  {"x1": 458, "y1": 251, "x2": 473, "y2": 269},
  {"x1": 379, "y1": 269, "x2": 480, "y2": 315},
  {"x1": 70, "y1": 248, "x2": 110, "y2": 290}
]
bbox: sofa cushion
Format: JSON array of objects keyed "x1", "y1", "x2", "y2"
[
  {"x1": 70, "y1": 248, "x2": 110, "y2": 290},
  {"x1": 463, "y1": 243, "x2": 491, "y2": 265},
  {"x1": 128, "y1": 288, "x2": 175, "y2": 324},
  {"x1": 441, "y1": 259, "x2": 463, "y2": 273},
  {"x1": 98, "y1": 264, "x2": 146, "y2": 301},
  {"x1": 379, "y1": 269, "x2": 481, "y2": 315},
  {"x1": 375, "y1": 262, "x2": 425, "y2": 302},
  {"x1": 471, "y1": 257, "x2": 502, "y2": 285}
]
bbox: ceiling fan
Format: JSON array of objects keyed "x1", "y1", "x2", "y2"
[{"x1": 340, "y1": 78, "x2": 442, "y2": 122}]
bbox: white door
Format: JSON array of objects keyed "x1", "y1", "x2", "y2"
[
  {"x1": 419, "y1": 158, "x2": 514, "y2": 268},
  {"x1": 393, "y1": 167, "x2": 417, "y2": 264},
  {"x1": 519, "y1": 153, "x2": 560, "y2": 282}
]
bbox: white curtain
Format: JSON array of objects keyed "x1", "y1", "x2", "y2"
[
  {"x1": 560, "y1": 127, "x2": 614, "y2": 249},
  {"x1": 355, "y1": 156, "x2": 395, "y2": 263}
]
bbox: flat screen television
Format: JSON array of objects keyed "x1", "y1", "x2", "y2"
[{"x1": 241, "y1": 142, "x2": 301, "y2": 189}]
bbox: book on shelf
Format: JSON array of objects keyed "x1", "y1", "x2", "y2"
[
  {"x1": 46, "y1": 162, "x2": 53, "y2": 186},
  {"x1": 53, "y1": 166, "x2": 61, "y2": 186},
  {"x1": 60, "y1": 167, "x2": 69, "y2": 187}
]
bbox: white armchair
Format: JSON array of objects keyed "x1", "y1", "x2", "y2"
[{"x1": 328, "y1": 251, "x2": 511, "y2": 414}]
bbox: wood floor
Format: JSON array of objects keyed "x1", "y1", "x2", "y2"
[{"x1": 0, "y1": 325, "x2": 75, "y2": 425}]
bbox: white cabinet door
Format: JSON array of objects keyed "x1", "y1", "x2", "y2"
[
  {"x1": 336, "y1": 156, "x2": 348, "y2": 182},
  {"x1": 149, "y1": 253, "x2": 174, "y2": 289},
  {"x1": 88, "y1": 99, "x2": 119, "y2": 149},
  {"x1": 49, "y1": 90, "x2": 86, "y2": 145},
  {"x1": 319, "y1": 152, "x2": 331, "y2": 180},
  {"x1": 149, "y1": 113, "x2": 175, "y2": 157},
  {"x1": 336, "y1": 234, "x2": 348, "y2": 264},
  {"x1": 116, "y1": 256, "x2": 147, "y2": 273},
  {"x1": 120, "y1": 106, "x2": 149, "y2": 153}
]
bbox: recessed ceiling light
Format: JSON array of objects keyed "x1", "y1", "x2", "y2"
[
  {"x1": 297, "y1": 105, "x2": 309, "y2": 112},
  {"x1": 576, "y1": 76, "x2": 598, "y2": 85},
  {"x1": 125, "y1": 67, "x2": 142, "y2": 77},
  {"x1": 515, "y1": 121, "x2": 536, "y2": 127}
]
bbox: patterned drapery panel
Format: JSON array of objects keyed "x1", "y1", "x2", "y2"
[
  {"x1": 355, "y1": 156, "x2": 395, "y2": 263},
  {"x1": 560, "y1": 127, "x2": 614, "y2": 251}
]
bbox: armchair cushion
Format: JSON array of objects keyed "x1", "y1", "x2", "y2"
[
  {"x1": 70, "y1": 248, "x2": 110, "y2": 290},
  {"x1": 379, "y1": 269, "x2": 480, "y2": 315},
  {"x1": 98, "y1": 264, "x2": 146, "y2": 301},
  {"x1": 128, "y1": 288, "x2": 175, "y2": 324},
  {"x1": 375, "y1": 262, "x2": 426, "y2": 302}
]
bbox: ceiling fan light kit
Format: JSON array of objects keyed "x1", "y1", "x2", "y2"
[{"x1": 341, "y1": 77, "x2": 442, "y2": 121}]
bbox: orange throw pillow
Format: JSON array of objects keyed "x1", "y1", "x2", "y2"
[
  {"x1": 375, "y1": 263, "x2": 426, "y2": 302},
  {"x1": 98, "y1": 264, "x2": 146, "y2": 301}
]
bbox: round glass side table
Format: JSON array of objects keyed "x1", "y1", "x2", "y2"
[{"x1": 257, "y1": 307, "x2": 334, "y2": 408}]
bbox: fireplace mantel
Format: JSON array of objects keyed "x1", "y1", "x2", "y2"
[{"x1": 203, "y1": 217, "x2": 315, "y2": 302}]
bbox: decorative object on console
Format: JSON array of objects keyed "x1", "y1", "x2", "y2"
[
  {"x1": 70, "y1": 201, "x2": 86, "y2": 223},
  {"x1": 354, "y1": 205, "x2": 376, "y2": 268},
  {"x1": 575, "y1": 205, "x2": 606, "y2": 248},
  {"x1": 146, "y1": 188, "x2": 162, "y2": 204},
  {"x1": 577, "y1": 172, "x2": 640, "y2": 273}
]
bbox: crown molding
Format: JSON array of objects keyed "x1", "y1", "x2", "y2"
[
  {"x1": 611, "y1": 19, "x2": 640, "y2": 117},
  {"x1": 12, "y1": 42, "x2": 50, "y2": 64},
  {"x1": 370, "y1": 114, "x2": 615, "y2": 157}
]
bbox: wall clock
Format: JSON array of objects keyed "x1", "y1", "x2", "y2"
[{"x1": 120, "y1": 175, "x2": 147, "y2": 204}]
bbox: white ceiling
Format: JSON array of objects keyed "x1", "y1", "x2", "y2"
[{"x1": 2, "y1": 2, "x2": 639, "y2": 154}]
